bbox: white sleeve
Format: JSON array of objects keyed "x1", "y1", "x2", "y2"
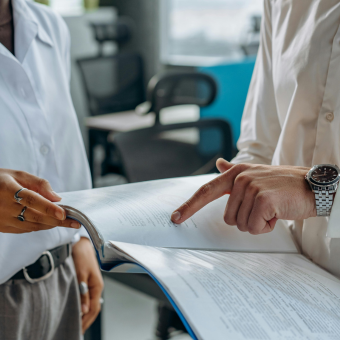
[{"x1": 232, "y1": 0, "x2": 281, "y2": 165}]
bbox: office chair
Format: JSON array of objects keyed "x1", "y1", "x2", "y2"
[
  {"x1": 90, "y1": 18, "x2": 133, "y2": 56},
  {"x1": 136, "y1": 71, "x2": 217, "y2": 124},
  {"x1": 114, "y1": 71, "x2": 233, "y2": 183},
  {"x1": 77, "y1": 52, "x2": 145, "y2": 116},
  {"x1": 77, "y1": 19, "x2": 146, "y2": 180},
  {"x1": 114, "y1": 119, "x2": 233, "y2": 183}
]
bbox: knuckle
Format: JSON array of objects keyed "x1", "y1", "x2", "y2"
[
  {"x1": 256, "y1": 192, "x2": 269, "y2": 206},
  {"x1": 197, "y1": 183, "x2": 212, "y2": 198},
  {"x1": 247, "y1": 182, "x2": 259, "y2": 196},
  {"x1": 26, "y1": 194, "x2": 36, "y2": 207},
  {"x1": 32, "y1": 213, "x2": 43, "y2": 224},
  {"x1": 182, "y1": 199, "x2": 192, "y2": 211},
  {"x1": 13, "y1": 170, "x2": 28, "y2": 178},
  {"x1": 38, "y1": 178, "x2": 49, "y2": 189},
  {"x1": 234, "y1": 173, "x2": 249, "y2": 187},
  {"x1": 233, "y1": 163, "x2": 248, "y2": 173},
  {"x1": 45, "y1": 205, "x2": 55, "y2": 216},
  {"x1": 0, "y1": 174, "x2": 12, "y2": 191}
]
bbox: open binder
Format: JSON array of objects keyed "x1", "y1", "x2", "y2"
[{"x1": 59, "y1": 175, "x2": 340, "y2": 339}]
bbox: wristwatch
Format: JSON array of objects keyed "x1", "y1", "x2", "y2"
[{"x1": 305, "y1": 164, "x2": 340, "y2": 216}]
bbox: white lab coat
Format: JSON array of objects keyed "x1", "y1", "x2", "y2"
[
  {"x1": 0, "y1": 0, "x2": 91, "y2": 283},
  {"x1": 233, "y1": 0, "x2": 340, "y2": 278}
]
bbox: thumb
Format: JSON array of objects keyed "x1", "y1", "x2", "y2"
[{"x1": 216, "y1": 158, "x2": 234, "y2": 173}]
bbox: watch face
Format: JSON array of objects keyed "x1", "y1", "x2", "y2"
[{"x1": 311, "y1": 165, "x2": 339, "y2": 184}]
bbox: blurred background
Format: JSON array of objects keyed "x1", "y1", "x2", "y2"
[{"x1": 34, "y1": 0, "x2": 262, "y2": 339}]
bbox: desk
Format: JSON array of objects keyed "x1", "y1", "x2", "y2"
[
  {"x1": 85, "y1": 106, "x2": 200, "y2": 180},
  {"x1": 85, "y1": 110, "x2": 155, "y2": 132}
]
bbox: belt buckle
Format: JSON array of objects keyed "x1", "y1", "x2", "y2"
[{"x1": 23, "y1": 251, "x2": 55, "y2": 284}]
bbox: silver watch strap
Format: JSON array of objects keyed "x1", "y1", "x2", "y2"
[{"x1": 315, "y1": 190, "x2": 333, "y2": 216}]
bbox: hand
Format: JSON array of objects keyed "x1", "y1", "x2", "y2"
[
  {"x1": 171, "y1": 159, "x2": 316, "y2": 235},
  {"x1": 0, "y1": 169, "x2": 81, "y2": 234},
  {"x1": 72, "y1": 237, "x2": 104, "y2": 334}
]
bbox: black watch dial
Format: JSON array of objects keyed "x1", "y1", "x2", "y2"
[{"x1": 311, "y1": 165, "x2": 338, "y2": 184}]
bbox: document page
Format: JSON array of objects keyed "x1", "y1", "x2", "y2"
[
  {"x1": 60, "y1": 175, "x2": 297, "y2": 254},
  {"x1": 112, "y1": 241, "x2": 340, "y2": 340}
]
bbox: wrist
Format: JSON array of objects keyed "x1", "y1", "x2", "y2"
[{"x1": 305, "y1": 164, "x2": 340, "y2": 217}]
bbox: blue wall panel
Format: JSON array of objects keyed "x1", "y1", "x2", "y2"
[{"x1": 200, "y1": 58, "x2": 255, "y2": 146}]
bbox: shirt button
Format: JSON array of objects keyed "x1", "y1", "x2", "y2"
[
  {"x1": 40, "y1": 145, "x2": 49, "y2": 155},
  {"x1": 326, "y1": 112, "x2": 334, "y2": 122}
]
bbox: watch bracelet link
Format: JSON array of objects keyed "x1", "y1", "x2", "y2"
[{"x1": 313, "y1": 184, "x2": 338, "y2": 216}]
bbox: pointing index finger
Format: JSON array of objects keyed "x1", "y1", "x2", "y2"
[{"x1": 171, "y1": 172, "x2": 233, "y2": 224}]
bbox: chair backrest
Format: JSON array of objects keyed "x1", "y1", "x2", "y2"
[
  {"x1": 136, "y1": 72, "x2": 218, "y2": 124},
  {"x1": 77, "y1": 52, "x2": 145, "y2": 116},
  {"x1": 90, "y1": 18, "x2": 133, "y2": 55},
  {"x1": 114, "y1": 119, "x2": 233, "y2": 183}
]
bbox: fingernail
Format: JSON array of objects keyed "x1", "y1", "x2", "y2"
[
  {"x1": 55, "y1": 210, "x2": 65, "y2": 220},
  {"x1": 71, "y1": 221, "x2": 80, "y2": 229},
  {"x1": 172, "y1": 211, "x2": 181, "y2": 222},
  {"x1": 82, "y1": 304, "x2": 89, "y2": 314},
  {"x1": 52, "y1": 191, "x2": 62, "y2": 199}
]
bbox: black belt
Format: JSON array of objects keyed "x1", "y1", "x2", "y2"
[{"x1": 10, "y1": 244, "x2": 71, "y2": 283}]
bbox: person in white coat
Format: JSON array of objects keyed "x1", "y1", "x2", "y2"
[
  {"x1": 0, "y1": 0, "x2": 103, "y2": 338},
  {"x1": 172, "y1": 0, "x2": 340, "y2": 279}
]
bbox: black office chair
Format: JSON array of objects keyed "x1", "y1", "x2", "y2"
[
  {"x1": 136, "y1": 71, "x2": 217, "y2": 124},
  {"x1": 77, "y1": 19, "x2": 146, "y2": 180},
  {"x1": 114, "y1": 119, "x2": 233, "y2": 183},
  {"x1": 114, "y1": 71, "x2": 233, "y2": 183},
  {"x1": 77, "y1": 53, "x2": 145, "y2": 116},
  {"x1": 90, "y1": 18, "x2": 133, "y2": 55}
]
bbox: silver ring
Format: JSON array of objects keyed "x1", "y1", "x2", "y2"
[
  {"x1": 14, "y1": 188, "x2": 27, "y2": 204},
  {"x1": 79, "y1": 281, "x2": 89, "y2": 295},
  {"x1": 17, "y1": 207, "x2": 27, "y2": 222}
]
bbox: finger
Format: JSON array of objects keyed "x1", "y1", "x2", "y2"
[
  {"x1": 233, "y1": 184, "x2": 258, "y2": 231},
  {"x1": 82, "y1": 280, "x2": 102, "y2": 333},
  {"x1": 216, "y1": 158, "x2": 234, "y2": 173},
  {"x1": 247, "y1": 194, "x2": 276, "y2": 235},
  {"x1": 13, "y1": 205, "x2": 80, "y2": 229},
  {"x1": 80, "y1": 290, "x2": 90, "y2": 318},
  {"x1": 12, "y1": 188, "x2": 66, "y2": 221},
  {"x1": 171, "y1": 165, "x2": 246, "y2": 224},
  {"x1": 260, "y1": 217, "x2": 278, "y2": 234},
  {"x1": 10, "y1": 218, "x2": 58, "y2": 232},
  {"x1": 0, "y1": 225, "x2": 31, "y2": 234},
  {"x1": 223, "y1": 175, "x2": 251, "y2": 226},
  {"x1": 12, "y1": 171, "x2": 62, "y2": 202}
]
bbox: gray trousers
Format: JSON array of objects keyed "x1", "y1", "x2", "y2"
[{"x1": 0, "y1": 256, "x2": 82, "y2": 340}]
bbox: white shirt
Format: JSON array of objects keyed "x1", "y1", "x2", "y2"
[
  {"x1": 233, "y1": 0, "x2": 340, "y2": 278},
  {"x1": 0, "y1": 0, "x2": 92, "y2": 284}
]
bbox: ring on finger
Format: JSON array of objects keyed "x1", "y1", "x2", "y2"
[
  {"x1": 14, "y1": 188, "x2": 27, "y2": 204},
  {"x1": 17, "y1": 206, "x2": 27, "y2": 222},
  {"x1": 79, "y1": 281, "x2": 89, "y2": 295}
]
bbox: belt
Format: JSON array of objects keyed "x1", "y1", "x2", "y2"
[{"x1": 10, "y1": 244, "x2": 71, "y2": 283}]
